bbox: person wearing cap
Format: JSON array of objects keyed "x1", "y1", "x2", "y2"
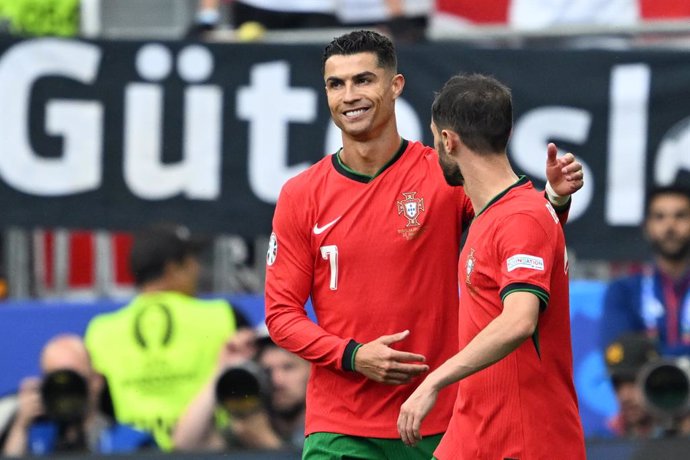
[
  {"x1": 604, "y1": 333, "x2": 660, "y2": 438},
  {"x1": 84, "y1": 223, "x2": 247, "y2": 451},
  {"x1": 1, "y1": 334, "x2": 155, "y2": 456}
]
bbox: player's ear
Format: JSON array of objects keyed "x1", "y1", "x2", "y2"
[
  {"x1": 442, "y1": 129, "x2": 460, "y2": 157},
  {"x1": 391, "y1": 73, "x2": 405, "y2": 99}
]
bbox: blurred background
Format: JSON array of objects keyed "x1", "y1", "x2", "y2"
[{"x1": 0, "y1": 0, "x2": 690, "y2": 458}]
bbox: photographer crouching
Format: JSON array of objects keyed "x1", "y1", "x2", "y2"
[{"x1": 1, "y1": 334, "x2": 155, "y2": 456}]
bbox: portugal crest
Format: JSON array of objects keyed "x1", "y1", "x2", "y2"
[
  {"x1": 465, "y1": 248, "x2": 476, "y2": 286},
  {"x1": 397, "y1": 192, "x2": 425, "y2": 227}
]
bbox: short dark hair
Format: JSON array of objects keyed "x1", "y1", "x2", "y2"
[
  {"x1": 129, "y1": 223, "x2": 204, "y2": 286},
  {"x1": 431, "y1": 73, "x2": 513, "y2": 154},
  {"x1": 644, "y1": 185, "x2": 690, "y2": 219},
  {"x1": 322, "y1": 30, "x2": 397, "y2": 75}
]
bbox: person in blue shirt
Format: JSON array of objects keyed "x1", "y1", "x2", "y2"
[
  {"x1": 600, "y1": 185, "x2": 690, "y2": 357},
  {"x1": 1, "y1": 334, "x2": 155, "y2": 457}
]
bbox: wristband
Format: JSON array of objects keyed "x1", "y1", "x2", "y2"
[{"x1": 545, "y1": 181, "x2": 570, "y2": 207}]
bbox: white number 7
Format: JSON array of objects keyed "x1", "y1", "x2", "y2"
[{"x1": 320, "y1": 245, "x2": 338, "y2": 290}]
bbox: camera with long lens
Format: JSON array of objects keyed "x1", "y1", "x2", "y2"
[
  {"x1": 40, "y1": 369, "x2": 89, "y2": 424},
  {"x1": 638, "y1": 357, "x2": 690, "y2": 419},
  {"x1": 214, "y1": 362, "x2": 267, "y2": 418}
]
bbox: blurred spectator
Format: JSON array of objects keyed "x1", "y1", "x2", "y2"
[
  {"x1": 1, "y1": 334, "x2": 155, "y2": 457},
  {"x1": 172, "y1": 331, "x2": 309, "y2": 452},
  {"x1": 84, "y1": 223, "x2": 248, "y2": 451},
  {"x1": 172, "y1": 327, "x2": 284, "y2": 451},
  {"x1": 188, "y1": 0, "x2": 338, "y2": 39},
  {"x1": 256, "y1": 336, "x2": 310, "y2": 448},
  {"x1": 336, "y1": 0, "x2": 433, "y2": 42},
  {"x1": 0, "y1": 0, "x2": 80, "y2": 37},
  {"x1": 604, "y1": 333, "x2": 660, "y2": 438},
  {"x1": 600, "y1": 185, "x2": 690, "y2": 357}
]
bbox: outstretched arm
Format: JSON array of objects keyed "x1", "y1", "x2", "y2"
[{"x1": 397, "y1": 292, "x2": 539, "y2": 446}]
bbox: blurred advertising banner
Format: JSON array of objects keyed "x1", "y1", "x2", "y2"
[{"x1": 0, "y1": 37, "x2": 688, "y2": 260}]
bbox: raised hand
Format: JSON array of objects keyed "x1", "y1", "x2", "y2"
[
  {"x1": 354, "y1": 330, "x2": 429, "y2": 385},
  {"x1": 14, "y1": 377, "x2": 44, "y2": 429},
  {"x1": 545, "y1": 142, "x2": 584, "y2": 197}
]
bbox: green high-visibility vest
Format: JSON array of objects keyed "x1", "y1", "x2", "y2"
[
  {"x1": 85, "y1": 291, "x2": 237, "y2": 451},
  {"x1": 0, "y1": 0, "x2": 79, "y2": 36}
]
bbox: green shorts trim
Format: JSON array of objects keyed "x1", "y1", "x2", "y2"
[{"x1": 302, "y1": 432, "x2": 443, "y2": 460}]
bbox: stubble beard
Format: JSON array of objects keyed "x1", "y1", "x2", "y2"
[{"x1": 437, "y1": 142, "x2": 464, "y2": 186}]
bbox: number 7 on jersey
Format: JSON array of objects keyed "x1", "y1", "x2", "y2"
[{"x1": 320, "y1": 245, "x2": 338, "y2": 290}]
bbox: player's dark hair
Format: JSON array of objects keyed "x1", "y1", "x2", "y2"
[
  {"x1": 431, "y1": 73, "x2": 512, "y2": 155},
  {"x1": 322, "y1": 30, "x2": 397, "y2": 75},
  {"x1": 644, "y1": 185, "x2": 690, "y2": 219}
]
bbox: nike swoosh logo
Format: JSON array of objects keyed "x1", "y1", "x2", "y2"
[{"x1": 313, "y1": 217, "x2": 341, "y2": 235}]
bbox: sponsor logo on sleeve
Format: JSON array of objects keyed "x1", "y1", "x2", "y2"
[{"x1": 506, "y1": 254, "x2": 544, "y2": 272}]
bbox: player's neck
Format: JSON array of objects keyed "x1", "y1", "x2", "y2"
[
  {"x1": 339, "y1": 129, "x2": 402, "y2": 177},
  {"x1": 462, "y1": 154, "x2": 519, "y2": 213}
]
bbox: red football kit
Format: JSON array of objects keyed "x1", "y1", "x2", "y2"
[
  {"x1": 435, "y1": 178, "x2": 586, "y2": 460},
  {"x1": 265, "y1": 140, "x2": 473, "y2": 438}
]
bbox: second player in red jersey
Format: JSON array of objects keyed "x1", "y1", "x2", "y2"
[{"x1": 398, "y1": 74, "x2": 585, "y2": 459}]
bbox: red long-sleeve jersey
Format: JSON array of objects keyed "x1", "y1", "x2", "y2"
[
  {"x1": 264, "y1": 140, "x2": 472, "y2": 438},
  {"x1": 436, "y1": 179, "x2": 585, "y2": 459}
]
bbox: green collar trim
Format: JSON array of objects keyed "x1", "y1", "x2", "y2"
[
  {"x1": 475, "y1": 175, "x2": 529, "y2": 218},
  {"x1": 332, "y1": 138, "x2": 408, "y2": 184}
]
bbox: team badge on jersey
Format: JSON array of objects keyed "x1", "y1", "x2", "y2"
[
  {"x1": 397, "y1": 191, "x2": 425, "y2": 227},
  {"x1": 266, "y1": 232, "x2": 278, "y2": 266},
  {"x1": 465, "y1": 248, "x2": 476, "y2": 286}
]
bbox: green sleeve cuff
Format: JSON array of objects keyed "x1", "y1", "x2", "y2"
[{"x1": 342, "y1": 340, "x2": 363, "y2": 372}]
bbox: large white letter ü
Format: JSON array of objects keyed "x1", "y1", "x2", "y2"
[
  {"x1": 237, "y1": 61, "x2": 316, "y2": 203},
  {"x1": 124, "y1": 44, "x2": 222, "y2": 200},
  {"x1": 0, "y1": 39, "x2": 102, "y2": 195}
]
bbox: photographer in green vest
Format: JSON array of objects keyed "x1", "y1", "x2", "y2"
[
  {"x1": 85, "y1": 223, "x2": 246, "y2": 451},
  {"x1": 0, "y1": 0, "x2": 80, "y2": 37}
]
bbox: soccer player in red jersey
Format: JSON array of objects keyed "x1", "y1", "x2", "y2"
[
  {"x1": 265, "y1": 31, "x2": 584, "y2": 459},
  {"x1": 398, "y1": 73, "x2": 586, "y2": 459}
]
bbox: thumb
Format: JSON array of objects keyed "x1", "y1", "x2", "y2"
[
  {"x1": 546, "y1": 142, "x2": 558, "y2": 166},
  {"x1": 379, "y1": 330, "x2": 410, "y2": 346}
]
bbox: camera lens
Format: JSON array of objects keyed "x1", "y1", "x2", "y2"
[
  {"x1": 215, "y1": 364, "x2": 264, "y2": 417},
  {"x1": 41, "y1": 369, "x2": 89, "y2": 423},
  {"x1": 642, "y1": 361, "x2": 690, "y2": 416}
]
